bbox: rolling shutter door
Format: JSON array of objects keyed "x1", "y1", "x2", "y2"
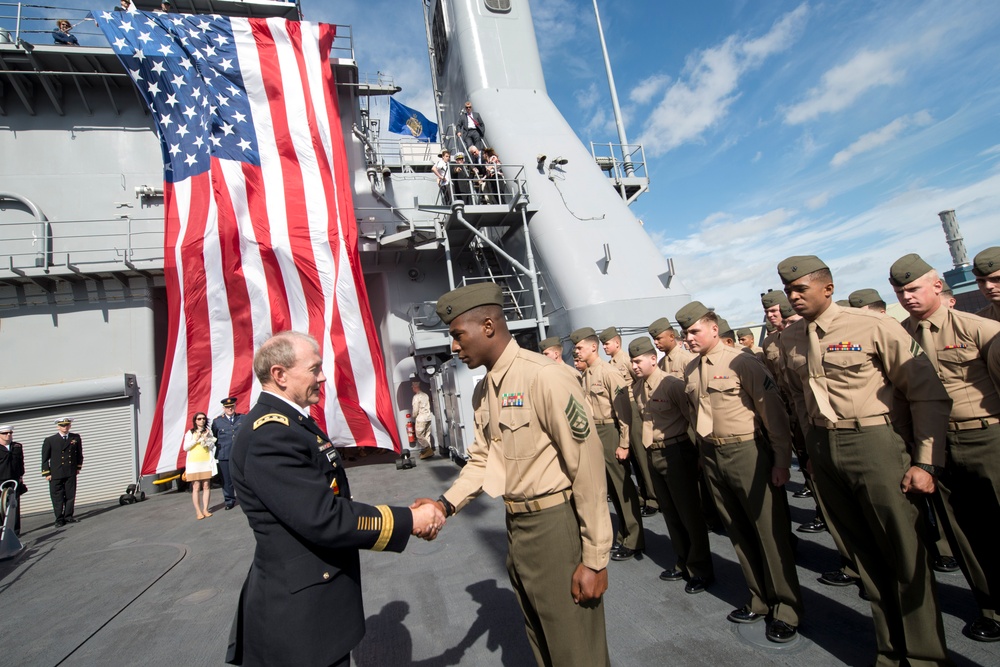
[{"x1": 12, "y1": 400, "x2": 136, "y2": 516}]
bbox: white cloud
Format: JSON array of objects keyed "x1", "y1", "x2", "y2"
[
  {"x1": 830, "y1": 110, "x2": 933, "y2": 167},
  {"x1": 783, "y1": 48, "x2": 905, "y2": 124},
  {"x1": 629, "y1": 74, "x2": 671, "y2": 105},
  {"x1": 752, "y1": 151, "x2": 763, "y2": 163},
  {"x1": 637, "y1": 3, "x2": 808, "y2": 156},
  {"x1": 981, "y1": 144, "x2": 1000, "y2": 157},
  {"x1": 804, "y1": 191, "x2": 830, "y2": 210},
  {"x1": 661, "y1": 172, "x2": 1000, "y2": 326}
]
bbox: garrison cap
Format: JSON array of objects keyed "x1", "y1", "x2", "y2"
[
  {"x1": 889, "y1": 253, "x2": 934, "y2": 287},
  {"x1": 598, "y1": 326, "x2": 619, "y2": 344},
  {"x1": 538, "y1": 336, "x2": 562, "y2": 352},
  {"x1": 55, "y1": 417, "x2": 73, "y2": 425},
  {"x1": 221, "y1": 396, "x2": 237, "y2": 407},
  {"x1": 736, "y1": 328, "x2": 752, "y2": 339},
  {"x1": 569, "y1": 327, "x2": 598, "y2": 345},
  {"x1": 780, "y1": 303, "x2": 795, "y2": 318},
  {"x1": 717, "y1": 318, "x2": 734, "y2": 339},
  {"x1": 647, "y1": 318, "x2": 676, "y2": 337},
  {"x1": 777, "y1": 255, "x2": 828, "y2": 285},
  {"x1": 835, "y1": 299, "x2": 850, "y2": 307},
  {"x1": 628, "y1": 337, "x2": 656, "y2": 357},
  {"x1": 436, "y1": 283, "x2": 503, "y2": 324},
  {"x1": 972, "y1": 246, "x2": 1000, "y2": 277},
  {"x1": 675, "y1": 301, "x2": 711, "y2": 330},
  {"x1": 761, "y1": 290, "x2": 789, "y2": 309},
  {"x1": 848, "y1": 288, "x2": 883, "y2": 308}
]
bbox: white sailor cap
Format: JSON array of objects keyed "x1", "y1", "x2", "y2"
[
  {"x1": 55, "y1": 417, "x2": 74, "y2": 425},
  {"x1": 0, "y1": 425, "x2": 13, "y2": 433}
]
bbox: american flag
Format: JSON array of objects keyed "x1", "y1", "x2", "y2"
[{"x1": 93, "y1": 9, "x2": 401, "y2": 475}]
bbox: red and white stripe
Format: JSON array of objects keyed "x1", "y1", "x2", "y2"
[{"x1": 141, "y1": 19, "x2": 399, "y2": 476}]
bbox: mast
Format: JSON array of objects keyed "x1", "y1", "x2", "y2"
[{"x1": 593, "y1": 0, "x2": 633, "y2": 175}]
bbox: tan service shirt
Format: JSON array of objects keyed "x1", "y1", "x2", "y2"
[
  {"x1": 610, "y1": 348, "x2": 637, "y2": 384},
  {"x1": 581, "y1": 360, "x2": 632, "y2": 448},
  {"x1": 684, "y1": 342, "x2": 793, "y2": 467},
  {"x1": 977, "y1": 303, "x2": 1000, "y2": 323},
  {"x1": 411, "y1": 392, "x2": 432, "y2": 424},
  {"x1": 658, "y1": 345, "x2": 695, "y2": 378},
  {"x1": 442, "y1": 340, "x2": 613, "y2": 570},
  {"x1": 761, "y1": 331, "x2": 785, "y2": 390},
  {"x1": 902, "y1": 306, "x2": 1000, "y2": 421},
  {"x1": 633, "y1": 366, "x2": 691, "y2": 446},
  {"x1": 778, "y1": 303, "x2": 951, "y2": 467}
]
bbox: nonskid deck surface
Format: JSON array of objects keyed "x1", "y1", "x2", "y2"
[{"x1": 2, "y1": 453, "x2": 996, "y2": 667}]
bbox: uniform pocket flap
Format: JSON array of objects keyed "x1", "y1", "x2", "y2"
[
  {"x1": 822, "y1": 351, "x2": 867, "y2": 370},
  {"x1": 499, "y1": 408, "x2": 531, "y2": 431},
  {"x1": 707, "y1": 378, "x2": 739, "y2": 393},
  {"x1": 284, "y1": 553, "x2": 339, "y2": 594},
  {"x1": 936, "y1": 346, "x2": 976, "y2": 365}
]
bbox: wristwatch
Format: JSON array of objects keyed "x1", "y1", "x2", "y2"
[
  {"x1": 437, "y1": 495, "x2": 455, "y2": 518},
  {"x1": 912, "y1": 463, "x2": 944, "y2": 477}
]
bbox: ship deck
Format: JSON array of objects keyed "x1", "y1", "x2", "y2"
[{"x1": 2, "y1": 452, "x2": 996, "y2": 667}]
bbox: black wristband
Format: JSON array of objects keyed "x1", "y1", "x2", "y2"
[
  {"x1": 437, "y1": 495, "x2": 455, "y2": 518},
  {"x1": 913, "y1": 463, "x2": 943, "y2": 477}
]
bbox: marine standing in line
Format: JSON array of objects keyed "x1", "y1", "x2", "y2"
[
  {"x1": 573, "y1": 326, "x2": 645, "y2": 561},
  {"x1": 777, "y1": 255, "x2": 952, "y2": 666},
  {"x1": 628, "y1": 337, "x2": 713, "y2": 592},
  {"x1": 41, "y1": 417, "x2": 83, "y2": 528},
  {"x1": 601, "y1": 326, "x2": 658, "y2": 517},
  {"x1": 973, "y1": 247, "x2": 1000, "y2": 322},
  {"x1": 648, "y1": 318, "x2": 694, "y2": 377},
  {"x1": 891, "y1": 253, "x2": 1000, "y2": 643},
  {"x1": 211, "y1": 396, "x2": 244, "y2": 510},
  {"x1": 676, "y1": 301, "x2": 803, "y2": 644},
  {"x1": 419, "y1": 284, "x2": 613, "y2": 667}
]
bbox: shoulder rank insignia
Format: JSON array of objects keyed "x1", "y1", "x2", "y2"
[
  {"x1": 501, "y1": 392, "x2": 525, "y2": 407},
  {"x1": 565, "y1": 396, "x2": 591, "y2": 441},
  {"x1": 827, "y1": 342, "x2": 862, "y2": 352},
  {"x1": 330, "y1": 478, "x2": 340, "y2": 495},
  {"x1": 909, "y1": 339, "x2": 924, "y2": 357},
  {"x1": 253, "y1": 413, "x2": 289, "y2": 430},
  {"x1": 763, "y1": 375, "x2": 777, "y2": 392}
]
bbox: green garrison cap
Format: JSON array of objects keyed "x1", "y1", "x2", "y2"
[
  {"x1": 779, "y1": 303, "x2": 795, "y2": 318},
  {"x1": 760, "y1": 290, "x2": 789, "y2": 309},
  {"x1": 849, "y1": 288, "x2": 883, "y2": 308},
  {"x1": 973, "y1": 246, "x2": 1000, "y2": 277},
  {"x1": 835, "y1": 299, "x2": 851, "y2": 307},
  {"x1": 436, "y1": 283, "x2": 504, "y2": 324},
  {"x1": 647, "y1": 318, "x2": 676, "y2": 337},
  {"x1": 538, "y1": 336, "x2": 562, "y2": 352},
  {"x1": 598, "y1": 326, "x2": 619, "y2": 344},
  {"x1": 736, "y1": 328, "x2": 752, "y2": 338},
  {"x1": 717, "y1": 318, "x2": 734, "y2": 339},
  {"x1": 569, "y1": 327, "x2": 598, "y2": 344},
  {"x1": 889, "y1": 253, "x2": 934, "y2": 287},
  {"x1": 628, "y1": 337, "x2": 656, "y2": 357},
  {"x1": 675, "y1": 301, "x2": 711, "y2": 330},
  {"x1": 777, "y1": 255, "x2": 829, "y2": 285}
]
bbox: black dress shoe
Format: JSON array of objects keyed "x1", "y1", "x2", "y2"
[
  {"x1": 797, "y1": 516, "x2": 827, "y2": 533},
  {"x1": 819, "y1": 570, "x2": 859, "y2": 586},
  {"x1": 727, "y1": 606, "x2": 764, "y2": 624},
  {"x1": 225, "y1": 502, "x2": 235, "y2": 510},
  {"x1": 685, "y1": 577, "x2": 713, "y2": 594},
  {"x1": 64, "y1": 516, "x2": 78, "y2": 524},
  {"x1": 792, "y1": 487, "x2": 813, "y2": 498},
  {"x1": 610, "y1": 547, "x2": 637, "y2": 561},
  {"x1": 932, "y1": 555, "x2": 959, "y2": 573},
  {"x1": 969, "y1": 617, "x2": 1000, "y2": 642},
  {"x1": 659, "y1": 567, "x2": 684, "y2": 582},
  {"x1": 766, "y1": 620, "x2": 798, "y2": 643},
  {"x1": 640, "y1": 505, "x2": 658, "y2": 517},
  {"x1": 55, "y1": 519, "x2": 66, "y2": 528}
]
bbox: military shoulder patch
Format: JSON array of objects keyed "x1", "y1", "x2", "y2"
[
  {"x1": 909, "y1": 339, "x2": 924, "y2": 358},
  {"x1": 763, "y1": 375, "x2": 777, "y2": 392},
  {"x1": 253, "y1": 413, "x2": 289, "y2": 430},
  {"x1": 565, "y1": 396, "x2": 591, "y2": 441}
]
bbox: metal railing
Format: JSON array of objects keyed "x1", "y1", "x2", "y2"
[
  {"x1": 590, "y1": 141, "x2": 648, "y2": 181},
  {"x1": 436, "y1": 163, "x2": 527, "y2": 208},
  {"x1": 0, "y1": 215, "x2": 164, "y2": 276}
]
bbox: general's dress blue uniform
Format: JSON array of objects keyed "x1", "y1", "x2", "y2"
[
  {"x1": 212, "y1": 410, "x2": 243, "y2": 507},
  {"x1": 226, "y1": 392, "x2": 413, "y2": 666}
]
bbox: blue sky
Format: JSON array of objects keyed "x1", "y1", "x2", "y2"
[
  {"x1": 26, "y1": 0, "x2": 1000, "y2": 325},
  {"x1": 310, "y1": 0, "x2": 1000, "y2": 325}
]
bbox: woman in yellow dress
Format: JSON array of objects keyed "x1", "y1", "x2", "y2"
[{"x1": 183, "y1": 413, "x2": 217, "y2": 519}]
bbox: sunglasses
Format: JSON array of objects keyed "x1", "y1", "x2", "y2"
[{"x1": 0, "y1": 431, "x2": 12, "y2": 435}]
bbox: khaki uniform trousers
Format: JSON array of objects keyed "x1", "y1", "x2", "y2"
[
  {"x1": 936, "y1": 423, "x2": 1000, "y2": 621},
  {"x1": 808, "y1": 423, "x2": 948, "y2": 667},
  {"x1": 414, "y1": 421, "x2": 432, "y2": 451},
  {"x1": 629, "y1": 399, "x2": 658, "y2": 510},
  {"x1": 596, "y1": 422, "x2": 644, "y2": 550},
  {"x1": 646, "y1": 439, "x2": 713, "y2": 579},
  {"x1": 700, "y1": 436, "x2": 802, "y2": 626},
  {"x1": 506, "y1": 501, "x2": 610, "y2": 667}
]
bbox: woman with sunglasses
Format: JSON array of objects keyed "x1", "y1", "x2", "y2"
[{"x1": 183, "y1": 412, "x2": 217, "y2": 519}]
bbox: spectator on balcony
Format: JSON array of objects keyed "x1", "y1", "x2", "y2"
[
  {"x1": 482, "y1": 147, "x2": 504, "y2": 204},
  {"x1": 113, "y1": 0, "x2": 131, "y2": 11},
  {"x1": 451, "y1": 153, "x2": 474, "y2": 205},
  {"x1": 52, "y1": 19, "x2": 79, "y2": 45},
  {"x1": 456, "y1": 101, "x2": 486, "y2": 152},
  {"x1": 432, "y1": 150, "x2": 452, "y2": 205}
]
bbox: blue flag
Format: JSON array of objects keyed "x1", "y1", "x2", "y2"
[{"x1": 388, "y1": 98, "x2": 438, "y2": 143}]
